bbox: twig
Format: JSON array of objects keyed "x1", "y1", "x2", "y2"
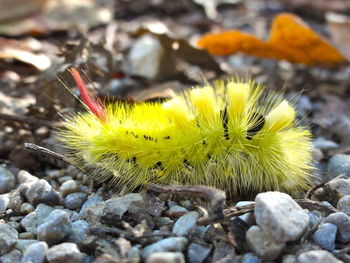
[
  {"x1": 0, "y1": 113, "x2": 62, "y2": 128},
  {"x1": 24, "y1": 143, "x2": 71, "y2": 165},
  {"x1": 305, "y1": 181, "x2": 327, "y2": 199},
  {"x1": 296, "y1": 199, "x2": 337, "y2": 215},
  {"x1": 145, "y1": 184, "x2": 226, "y2": 225}
]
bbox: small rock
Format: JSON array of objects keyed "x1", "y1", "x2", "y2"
[
  {"x1": 19, "y1": 202, "x2": 35, "y2": 214},
  {"x1": 146, "y1": 252, "x2": 185, "y2": 263},
  {"x1": 0, "y1": 249, "x2": 22, "y2": 263},
  {"x1": 142, "y1": 237, "x2": 188, "y2": 260},
  {"x1": 298, "y1": 250, "x2": 342, "y2": 263},
  {"x1": 16, "y1": 239, "x2": 40, "y2": 252},
  {"x1": 46, "y1": 242, "x2": 85, "y2": 263},
  {"x1": 242, "y1": 253, "x2": 261, "y2": 263},
  {"x1": 187, "y1": 242, "x2": 211, "y2": 263},
  {"x1": 313, "y1": 138, "x2": 339, "y2": 151},
  {"x1": 312, "y1": 148, "x2": 324, "y2": 163},
  {"x1": 211, "y1": 241, "x2": 236, "y2": 263},
  {"x1": 0, "y1": 223, "x2": 18, "y2": 255},
  {"x1": 64, "y1": 192, "x2": 87, "y2": 210},
  {"x1": 157, "y1": 217, "x2": 174, "y2": 227},
  {"x1": 0, "y1": 167, "x2": 16, "y2": 194},
  {"x1": 18, "y1": 232, "x2": 35, "y2": 239},
  {"x1": 80, "y1": 198, "x2": 105, "y2": 223},
  {"x1": 172, "y1": 212, "x2": 198, "y2": 236},
  {"x1": 66, "y1": 220, "x2": 89, "y2": 247},
  {"x1": 59, "y1": 180, "x2": 80, "y2": 195},
  {"x1": 21, "y1": 204, "x2": 54, "y2": 234},
  {"x1": 325, "y1": 212, "x2": 350, "y2": 243},
  {"x1": 168, "y1": 205, "x2": 189, "y2": 213},
  {"x1": 102, "y1": 193, "x2": 143, "y2": 224},
  {"x1": 312, "y1": 223, "x2": 337, "y2": 250},
  {"x1": 21, "y1": 241, "x2": 48, "y2": 263},
  {"x1": 21, "y1": 179, "x2": 61, "y2": 206},
  {"x1": 236, "y1": 201, "x2": 255, "y2": 225},
  {"x1": 337, "y1": 195, "x2": 350, "y2": 215},
  {"x1": 17, "y1": 170, "x2": 38, "y2": 184},
  {"x1": 57, "y1": 176, "x2": 73, "y2": 184},
  {"x1": 246, "y1": 225, "x2": 284, "y2": 261},
  {"x1": 254, "y1": 192, "x2": 309, "y2": 242},
  {"x1": 128, "y1": 245, "x2": 141, "y2": 263},
  {"x1": 328, "y1": 154, "x2": 350, "y2": 179},
  {"x1": 327, "y1": 179, "x2": 350, "y2": 200},
  {"x1": 37, "y1": 209, "x2": 72, "y2": 245},
  {"x1": 308, "y1": 211, "x2": 321, "y2": 227},
  {"x1": 282, "y1": 254, "x2": 297, "y2": 263},
  {"x1": 0, "y1": 194, "x2": 9, "y2": 212},
  {"x1": 7, "y1": 189, "x2": 23, "y2": 211}
]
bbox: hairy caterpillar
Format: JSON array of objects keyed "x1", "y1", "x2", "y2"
[{"x1": 57, "y1": 69, "x2": 312, "y2": 197}]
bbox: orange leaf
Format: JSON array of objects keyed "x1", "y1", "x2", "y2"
[{"x1": 197, "y1": 13, "x2": 347, "y2": 67}]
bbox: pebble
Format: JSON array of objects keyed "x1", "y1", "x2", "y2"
[
  {"x1": 156, "y1": 217, "x2": 174, "y2": 227},
  {"x1": 282, "y1": 254, "x2": 297, "y2": 263},
  {"x1": 64, "y1": 192, "x2": 87, "y2": 210},
  {"x1": 102, "y1": 193, "x2": 143, "y2": 223},
  {"x1": 246, "y1": 225, "x2": 284, "y2": 261},
  {"x1": 18, "y1": 232, "x2": 35, "y2": 239},
  {"x1": 17, "y1": 170, "x2": 38, "y2": 184},
  {"x1": 0, "y1": 167, "x2": 16, "y2": 194},
  {"x1": 236, "y1": 201, "x2": 256, "y2": 225},
  {"x1": 16, "y1": 239, "x2": 40, "y2": 252},
  {"x1": 325, "y1": 212, "x2": 350, "y2": 243},
  {"x1": 241, "y1": 253, "x2": 261, "y2": 263},
  {"x1": 146, "y1": 252, "x2": 185, "y2": 263},
  {"x1": 66, "y1": 220, "x2": 90, "y2": 247},
  {"x1": 37, "y1": 209, "x2": 72, "y2": 245},
  {"x1": 337, "y1": 195, "x2": 350, "y2": 215},
  {"x1": 187, "y1": 242, "x2": 211, "y2": 263},
  {"x1": 0, "y1": 223, "x2": 18, "y2": 255},
  {"x1": 21, "y1": 179, "x2": 61, "y2": 206},
  {"x1": 327, "y1": 179, "x2": 350, "y2": 200},
  {"x1": 19, "y1": 202, "x2": 35, "y2": 213},
  {"x1": 0, "y1": 194, "x2": 9, "y2": 212},
  {"x1": 313, "y1": 138, "x2": 339, "y2": 151},
  {"x1": 211, "y1": 241, "x2": 236, "y2": 262},
  {"x1": 80, "y1": 197, "x2": 105, "y2": 223},
  {"x1": 168, "y1": 205, "x2": 189, "y2": 213},
  {"x1": 172, "y1": 211, "x2": 199, "y2": 236},
  {"x1": 0, "y1": 249, "x2": 22, "y2": 263},
  {"x1": 254, "y1": 192, "x2": 309, "y2": 242},
  {"x1": 21, "y1": 204, "x2": 54, "y2": 234},
  {"x1": 142, "y1": 237, "x2": 188, "y2": 260},
  {"x1": 57, "y1": 176, "x2": 73, "y2": 184},
  {"x1": 7, "y1": 189, "x2": 23, "y2": 211},
  {"x1": 129, "y1": 34, "x2": 167, "y2": 80},
  {"x1": 328, "y1": 154, "x2": 350, "y2": 179},
  {"x1": 298, "y1": 250, "x2": 342, "y2": 263},
  {"x1": 46, "y1": 242, "x2": 85, "y2": 263},
  {"x1": 59, "y1": 180, "x2": 80, "y2": 195},
  {"x1": 311, "y1": 223, "x2": 337, "y2": 250},
  {"x1": 21, "y1": 241, "x2": 48, "y2": 263}
]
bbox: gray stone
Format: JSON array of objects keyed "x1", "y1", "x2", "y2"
[
  {"x1": 17, "y1": 170, "x2": 38, "y2": 184},
  {"x1": 146, "y1": 252, "x2": 185, "y2": 263},
  {"x1": 337, "y1": 195, "x2": 350, "y2": 215},
  {"x1": 328, "y1": 154, "x2": 350, "y2": 179},
  {"x1": 157, "y1": 217, "x2": 174, "y2": 227},
  {"x1": 0, "y1": 167, "x2": 16, "y2": 194},
  {"x1": 236, "y1": 201, "x2": 255, "y2": 225},
  {"x1": 0, "y1": 223, "x2": 18, "y2": 255},
  {"x1": 325, "y1": 212, "x2": 350, "y2": 243},
  {"x1": 128, "y1": 245, "x2": 141, "y2": 263},
  {"x1": 211, "y1": 241, "x2": 236, "y2": 263},
  {"x1": 254, "y1": 192, "x2": 309, "y2": 242},
  {"x1": 246, "y1": 225, "x2": 284, "y2": 261},
  {"x1": 19, "y1": 202, "x2": 34, "y2": 214},
  {"x1": 327, "y1": 179, "x2": 350, "y2": 200},
  {"x1": 168, "y1": 205, "x2": 189, "y2": 213},
  {"x1": 142, "y1": 237, "x2": 188, "y2": 260},
  {"x1": 66, "y1": 220, "x2": 89, "y2": 247},
  {"x1": 37, "y1": 209, "x2": 72, "y2": 245},
  {"x1": 58, "y1": 176, "x2": 73, "y2": 184},
  {"x1": 313, "y1": 138, "x2": 339, "y2": 151},
  {"x1": 64, "y1": 192, "x2": 87, "y2": 210},
  {"x1": 46, "y1": 242, "x2": 84, "y2": 263},
  {"x1": 79, "y1": 194, "x2": 103, "y2": 213},
  {"x1": 7, "y1": 189, "x2": 23, "y2": 211},
  {"x1": 102, "y1": 193, "x2": 143, "y2": 222},
  {"x1": 21, "y1": 241, "x2": 48, "y2": 263},
  {"x1": 16, "y1": 239, "x2": 39, "y2": 252},
  {"x1": 298, "y1": 250, "x2": 342, "y2": 263},
  {"x1": 282, "y1": 254, "x2": 297, "y2": 263},
  {"x1": 0, "y1": 193, "x2": 9, "y2": 212},
  {"x1": 0, "y1": 249, "x2": 22, "y2": 263},
  {"x1": 21, "y1": 179, "x2": 61, "y2": 206},
  {"x1": 187, "y1": 242, "x2": 211, "y2": 263},
  {"x1": 59, "y1": 180, "x2": 80, "y2": 195},
  {"x1": 18, "y1": 232, "x2": 35, "y2": 239},
  {"x1": 312, "y1": 223, "x2": 337, "y2": 250},
  {"x1": 242, "y1": 253, "x2": 261, "y2": 263},
  {"x1": 21, "y1": 204, "x2": 55, "y2": 234},
  {"x1": 172, "y1": 212, "x2": 198, "y2": 236}
]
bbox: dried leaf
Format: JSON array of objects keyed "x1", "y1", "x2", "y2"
[{"x1": 197, "y1": 13, "x2": 347, "y2": 67}]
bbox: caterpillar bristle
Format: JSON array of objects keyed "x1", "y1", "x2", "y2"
[{"x1": 57, "y1": 70, "x2": 313, "y2": 197}]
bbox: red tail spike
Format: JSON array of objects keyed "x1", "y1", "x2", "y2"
[{"x1": 70, "y1": 68, "x2": 106, "y2": 122}]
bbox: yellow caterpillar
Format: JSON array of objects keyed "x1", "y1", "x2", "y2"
[{"x1": 57, "y1": 69, "x2": 312, "y2": 196}]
